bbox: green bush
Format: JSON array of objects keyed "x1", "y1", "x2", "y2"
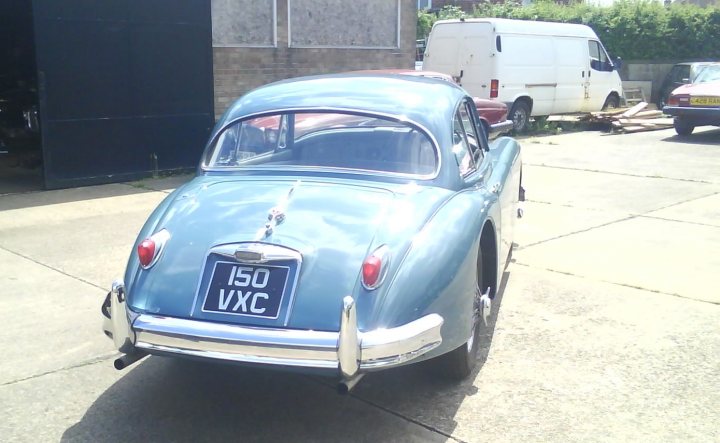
[{"x1": 418, "y1": 1, "x2": 720, "y2": 60}]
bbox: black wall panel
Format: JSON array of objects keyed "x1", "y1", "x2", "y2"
[{"x1": 32, "y1": 0, "x2": 214, "y2": 188}]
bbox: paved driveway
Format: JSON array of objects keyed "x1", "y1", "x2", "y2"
[{"x1": 1, "y1": 127, "x2": 718, "y2": 442}]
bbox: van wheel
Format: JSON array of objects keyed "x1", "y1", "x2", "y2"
[
  {"x1": 602, "y1": 94, "x2": 620, "y2": 111},
  {"x1": 510, "y1": 101, "x2": 530, "y2": 133}
]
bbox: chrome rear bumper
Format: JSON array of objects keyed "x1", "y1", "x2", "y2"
[{"x1": 103, "y1": 280, "x2": 443, "y2": 378}]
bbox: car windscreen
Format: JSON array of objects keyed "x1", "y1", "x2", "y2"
[
  {"x1": 204, "y1": 112, "x2": 438, "y2": 177},
  {"x1": 694, "y1": 65, "x2": 720, "y2": 84}
]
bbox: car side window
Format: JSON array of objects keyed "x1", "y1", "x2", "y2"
[
  {"x1": 676, "y1": 65, "x2": 690, "y2": 83},
  {"x1": 452, "y1": 109, "x2": 475, "y2": 176},
  {"x1": 459, "y1": 100, "x2": 485, "y2": 164}
]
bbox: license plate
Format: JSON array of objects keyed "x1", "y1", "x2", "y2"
[
  {"x1": 202, "y1": 261, "x2": 289, "y2": 319},
  {"x1": 690, "y1": 96, "x2": 720, "y2": 106}
]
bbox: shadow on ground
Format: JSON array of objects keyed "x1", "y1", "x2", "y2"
[
  {"x1": 0, "y1": 174, "x2": 192, "y2": 211},
  {"x1": 62, "y1": 271, "x2": 510, "y2": 442},
  {"x1": 662, "y1": 127, "x2": 720, "y2": 145}
]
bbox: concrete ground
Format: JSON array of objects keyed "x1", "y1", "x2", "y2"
[{"x1": 1, "y1": 127, "x2": 718, "y2": 442}]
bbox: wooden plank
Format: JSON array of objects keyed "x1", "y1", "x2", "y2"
[
  {"x1": 622, "y1": 125, "x2": 669, "y2": 133},
  {"x1": 591, "y1": 107, "x2": 629, "y2": 117},
  {"x1": 616, "y1": 117, "x2": 673, "y2": 126},
  {"x1": 620, "y1": 102, "x2": 648, "y2": 118},
  {"x1": 547, "y1": 115, "x2": 584, "y2": 122},
  {"x1": 632, "y1": 110, "x2": 663, "y2": 119}
]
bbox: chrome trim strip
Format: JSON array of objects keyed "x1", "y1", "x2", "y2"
[
  {"x1": 215, "y1": 243, "x2": 303, "y2": 263},
  {"x1": 254, "y1": 181, "x2": 300, "y2": 241},
  {"x1": 489, "y1": 120, "x2": 514, "y2": 134},
  {"x1": 134, "y1": 315, "x2": 338, "y2": 369},
  {"x1": 140, "y1": 229, "x2": 171, "y2": 270},
  {"x1": 128, "y1": 301, "x2": 443, "y2": 375},
  {"x1": 360, "y1": 314, "x2": 443, "y2": 368},
  {"x1": 525, "y1": 83, "x2": 558, "y2": 88},
  {"x1": 200, "y1": 107, "x2": 442, "y2": 181}
]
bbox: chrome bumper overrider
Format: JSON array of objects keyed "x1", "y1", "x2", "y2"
[{"x1": 103, "y1": 280, "x2": 444, "y2": 378}]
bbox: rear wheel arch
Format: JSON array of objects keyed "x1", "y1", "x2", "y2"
[
  {"x1": 511, "y1": 96, "x2": 533, "y2": 113},
  {"x1": 480, "y1": 220, "x2": 498, "y2": 297},
  {"x1": 428, "y1": 218, "x2": 498, "y2": 379}
]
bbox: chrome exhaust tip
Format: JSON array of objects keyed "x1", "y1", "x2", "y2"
[
  {"x1": 114, "y1": 351, "x2": 148, "y2": 370},
  {"x1": 337, "y1": 374, "x2": 365, "y2": 395}
]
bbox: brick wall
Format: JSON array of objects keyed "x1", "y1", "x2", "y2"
[{"x1": 212, "y1": 0, "x2": 417, "y2": 119}]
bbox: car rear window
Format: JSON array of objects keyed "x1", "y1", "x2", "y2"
[{"x1": 204, "y1": 112, "x2": 438, "y2": 177}]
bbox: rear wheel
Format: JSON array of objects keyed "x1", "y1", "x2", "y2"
[
  {"x1": 673, "y1": 118, "x2": 695, "y2": 136},
  {"x1": 509, "y1": 101, "x2": 530, "y2": 133},
  {"x1": 433, "y1": 250, "x2": 484, "y2": 380}
]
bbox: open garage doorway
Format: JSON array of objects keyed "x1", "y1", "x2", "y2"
[{"x1": 0, "y1": 0, "x2": 43, "y2": 194}]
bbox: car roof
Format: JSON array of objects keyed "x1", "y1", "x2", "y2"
[
  {"x1": 351, "y1": 69, "x2": 455, "y2": 82},
  {"x1": 675, "y1": 61, "x2": 717, "y2": 67},
  {"x1": 217, "y1": 74, "x2": 467, "y2": 138},
  {"x1": 434, "y1": 18, "x2": 598, "y2": 39}
]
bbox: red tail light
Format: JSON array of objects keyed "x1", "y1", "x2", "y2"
[
  {"x1": 137, "y1": 239, "x2": 156, "y2": 267},
  {"x1": 668, "y1": 94, "x2": 691, "y2": 107},
  {"x1": 137, "y1": 229, "x2": 170, "y2": 269},
  {"x1": 361, "y1": 245, "x2": 390, "y2": 290},
  {"x1": 490, "y1": 79, "x2": 499, "y2": 98}
]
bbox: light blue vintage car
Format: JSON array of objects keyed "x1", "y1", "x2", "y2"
[{"x1": 102, "y1": 74, "x2": 523, "y2": 392}]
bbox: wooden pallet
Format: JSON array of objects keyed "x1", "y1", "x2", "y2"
[
  {"x1": 547, "y1": 102, "x2": 673, "y2": 134},
  {"x1": 623, "y1": 87, "x2": 647, "y2": 107}
]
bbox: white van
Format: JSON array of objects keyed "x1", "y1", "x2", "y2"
[{"x1": 423, "y1": 18, "x2": 623, "y2": 131}]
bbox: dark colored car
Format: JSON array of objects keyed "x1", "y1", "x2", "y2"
[
  {"x1": 663, "y1": 64, "x2": 720, "y2": 136},
  {"x1": 657, "y1": 62, "x2": 717, "y2": 108}
]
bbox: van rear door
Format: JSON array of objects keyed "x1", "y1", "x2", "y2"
[
  {"x1": 423, "y1": 22, "x2": 464, "y2": 79},
  {"x1": 424, "y1": 22, "x2": 493, "y2": 98},
  {"x1": 456, "y1": 22, "x2": 493, "y2": 98}
]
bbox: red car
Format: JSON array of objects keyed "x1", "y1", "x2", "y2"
[
  {"x1": 353, "y1": 69, "x2": 511, "y2": 135},
  {"x1": 663, "y1": 64, "x2": 720, "y2": 136}
]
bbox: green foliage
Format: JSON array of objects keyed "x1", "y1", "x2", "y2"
[
  {"x1": 438, "y1": 5, "x2": 467, "y2": 20},
  {"x1": 417, "y1": 9, "x2": 435, "y2": 40},
  {"x1": 417, "y1": 1, "x2": 720, "y2": 60}
]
